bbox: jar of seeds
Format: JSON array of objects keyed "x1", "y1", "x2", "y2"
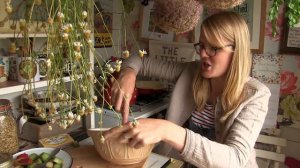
[{"x1": 0, "y1": 99, "x2": 19, "y2": 154}]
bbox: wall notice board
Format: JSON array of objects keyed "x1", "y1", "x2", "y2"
[{"x1": 281, "y1": 25, "x2": 300, "y2": 54}]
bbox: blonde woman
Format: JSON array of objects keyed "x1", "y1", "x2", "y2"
[{"x1": 106, "y1": 11, "x2": 270, "y2": 168}]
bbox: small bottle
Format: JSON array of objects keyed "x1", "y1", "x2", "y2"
[{"x1": 0, "y1": 99, "x2": 19, "y2": 154}]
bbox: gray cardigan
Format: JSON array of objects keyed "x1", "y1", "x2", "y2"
[{"x1": 122, "y1": 56, "x2": 271, "y2": 168}]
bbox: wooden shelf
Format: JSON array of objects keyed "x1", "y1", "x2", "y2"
[
  {"x1": 0, "y1": 76, "x2": 72, "y2": 95},
  {"x1": 0, "y1": 33, "x2": 47, "y2": 39}
]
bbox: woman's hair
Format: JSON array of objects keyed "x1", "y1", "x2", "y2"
[{"x1": 193, "y1": 11, "x2": 251, "y2": 122}]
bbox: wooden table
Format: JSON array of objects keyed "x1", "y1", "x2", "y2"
[{"x1": 65, "y1": 145, "x2": 184, "y2": 168}]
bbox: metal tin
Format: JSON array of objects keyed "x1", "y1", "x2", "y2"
[{"x1": 0, "y1": 153, "x2": 13, "y2": 168}]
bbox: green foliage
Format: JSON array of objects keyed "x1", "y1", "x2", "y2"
[
  {"x1": 268, "y1": 0, "x2": 283, "y2": 37},
  {"x1": 285, "y1": 0, "x2": 300, "y2": 27},
  {"x1": 268, "y1": 0, "x2": 300, "y2": 37}
]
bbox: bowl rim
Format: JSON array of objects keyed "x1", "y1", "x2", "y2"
[{"x1": 88, "y1": 128, "x2": 110, "y2": 131}]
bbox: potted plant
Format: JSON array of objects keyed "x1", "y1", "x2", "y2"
[
  {"x1": 268, "y1": 0, "x2": 300, "y2": 37},
  {"x1": 5, "y1": 0, "x2": 152, "y2": 165}
]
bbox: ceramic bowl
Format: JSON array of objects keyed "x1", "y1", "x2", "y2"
[{"x1": 87, "y1": 128, "x2": 154, "y2": 165}]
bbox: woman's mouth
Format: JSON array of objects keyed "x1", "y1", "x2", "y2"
[{"x1": 202, "y1": 61, "x2": 211, "y2": 69}]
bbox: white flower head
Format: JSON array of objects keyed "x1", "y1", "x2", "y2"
[
  {"x1": 115, "y1": 65, "x2": 121, "y2": 72},
  {"x1": 68, "y1": 112, "x2": 74, "y2": 119},
  {"x1": 73, "y1": 42, "x2": 82, "y2": 51},
  {"x1": 108, "y1": 67, "x2": 114, "y2": 73},
  {"x1": 93, "y1": 96, "x2": 98, "y2": 102},
  {"x1": 96, "y1": 108, "x2": 103, "y2": 114},
  {"x1": 139, "y1": 49, "x2": 147, "y2": 58},
  {"x1": 83, "y1": 99, "x2": 88, "y2": 104},
  {"x1": 46, "y1": 59, "x2": 51, "y2": 67},
  {"x1": 116, "y1": 60, "x2": 122, "y2": 65},
  {"x1": 19, "y1": 19, "x2": 26, "y2": 27},
  {"x1": 5, "y1": 4, "x2": 12, "y2": 14},
  {"x1": 74, "y1": 51, "x2": 82, "y2": 61},
  {"x1": 79, "y1": 22, "x2": 88, "y2": 29},
  {"x1": 82, "y1": 11, "x2": 88, "y2": 19},
  {"x1": 83, "y1": 29, "x2": 91, "y2": 39},
  {"x1": 100, "y1": 135, "x2": 105, "y2": 143},
  {"x1": 122, "y1": 50, "x2": 130, "y2": 58},
  {"x1": 57, "y1": 12, "x2": 65, "y2": 21},
  {"x1": 62, "y1": 33, "x2": 69, "y2": 41},
  {"x1": 76, "y1": 115, "x2": 81, "y2": 122},
  {"x1": 48, "y1": 125, "x2": 53, "y2": 131}
]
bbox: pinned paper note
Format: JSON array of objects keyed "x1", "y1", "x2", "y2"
[{"x1": 252, "y1": 54, "x2": 283, "y2": 129}]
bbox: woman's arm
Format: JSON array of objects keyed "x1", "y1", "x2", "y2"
[
  {"x1": 103, "y1": 118, "x2": 187, "y2": 152},
  {"x1": 111, "y1": 55, "x2": 187, "y2": 123},
  {"x1": 181, "y1": 84, "x2": 271, "y2": 168},
  {"x1": 121, "y1": 55, "x2": 187, "y2": 82}
]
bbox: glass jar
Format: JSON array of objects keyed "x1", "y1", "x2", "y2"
[
  {"x1": 0, "y1": 153, "x2": 13, "y2": 168},
  {"x1": 0, "y1": 99, "x2": 19, "y2": 154}
]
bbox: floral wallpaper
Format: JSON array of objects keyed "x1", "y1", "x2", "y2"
[{"x1": 264, "y1": 1, "x2": 300, "y2": 125}]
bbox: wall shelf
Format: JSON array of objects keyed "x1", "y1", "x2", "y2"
[
  {"x1": 0, "y1": 76, "x2": 72, "y2": 95},
  {"x1": 0, "y1": 34, "x2": 47, "y2": 39}
]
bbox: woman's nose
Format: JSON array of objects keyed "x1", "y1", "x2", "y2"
[{"x1": 199, "y1": 49, "x2": 209, "y2": 59}]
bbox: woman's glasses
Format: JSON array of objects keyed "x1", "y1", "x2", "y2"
[{"x1": 194, "y1": 42, "x2": 234, "y2": 57}]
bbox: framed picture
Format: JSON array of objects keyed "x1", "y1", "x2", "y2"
[
  {"x1": 174, "y1": 29, "x2": 196, "y2": 43},
  {"x1": 280, "y1": 23, "x2": 300, "y2": 54},
  {"x1": 0, "y1": 0, "x2": 48, "y2": 34},
  {"x1": 201, "y1": 0, "x2": 266, "y2": 54},
  {"x1": 94, "y1": 0, "x2": 113, "y2": 48},
  {"x1": 139, "y1": 1, "x2": 174, "y2": 42}
]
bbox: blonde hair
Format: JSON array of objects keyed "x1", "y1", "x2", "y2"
[{"x1": 193, "y1": 11, "x2": 251, "y2": 122}]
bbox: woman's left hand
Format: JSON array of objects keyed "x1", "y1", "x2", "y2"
[
  {"x1": 103, "y1": 118, "x2": 166, "y2": 148},
  {"x1": 103, "y1": 118, "x2": 187, "y2": 152}
]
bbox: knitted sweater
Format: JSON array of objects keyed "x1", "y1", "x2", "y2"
[{"x1": 122, "y1": 56, "x2": 271, "y2": 168}]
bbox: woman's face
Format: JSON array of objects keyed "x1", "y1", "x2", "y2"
[{"x1": 197, "y1": 34, "x2": 234, "y2": 79}]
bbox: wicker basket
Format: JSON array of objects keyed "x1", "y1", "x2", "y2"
[
  {"x1": 153, "y1": 0, "x2": 203, "y2": 33},
  {"x1": 198, "y1": 0, "x2": 245, "y2": 9}
]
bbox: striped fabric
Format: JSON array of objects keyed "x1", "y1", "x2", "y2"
[{"x1": 191, "y1": 103, "x2": 215, "y2": 129}]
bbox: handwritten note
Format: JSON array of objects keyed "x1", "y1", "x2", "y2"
[
  {"x1": 149, "y1": 40, "x2": 196, "y2": 62},
  {"x1": 252, "y1": 54, "x2": 282, "y2": 129},
  {"x1": 287, "y1": 27, "x2": 300, "y2": 48},
  {"x1": 263, "y1": 84, "x2": 280, "y2": 129},
  {"x1": 252, "y1": 54, "x2": 282, "y2": 84}
]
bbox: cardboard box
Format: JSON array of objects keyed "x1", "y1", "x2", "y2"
[
  {"x1": 39, "y1": 133, "x2": 74, "y2": 148},
  {"x1": 20, "y1": 120, "x2": 82, "y2": 143}
]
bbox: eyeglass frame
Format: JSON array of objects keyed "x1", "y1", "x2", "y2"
[{"x1": 194, "y1": 42, "x2": 235, "y2": 57}]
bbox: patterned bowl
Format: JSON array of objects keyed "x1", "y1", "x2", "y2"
[{"x1": 87, "y1": 128, "x2": 154, "y2": 165}]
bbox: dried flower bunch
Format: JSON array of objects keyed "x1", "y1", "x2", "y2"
[
  {"x1": 4, "y1": 0, "x2": 146, "y2": 141},
  {"x1": 153, "y1": 0, "x2": 203, "y2": 33},
  {"x1": 197, "y1": 0, "x2": 245, "y2": 9}
]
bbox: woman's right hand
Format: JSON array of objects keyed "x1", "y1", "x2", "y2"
[{"x1": 111, "y1": 68, "x2": 137, "y2": 124}]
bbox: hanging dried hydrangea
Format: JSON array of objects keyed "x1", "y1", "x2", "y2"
[
  {"x1": 197, "y1": 0, "x2": 244, "y2": 9},
  {"x1": 153, "y1": 0, "x2": 203, "y2": 33}
]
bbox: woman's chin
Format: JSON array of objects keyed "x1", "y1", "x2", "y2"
[{"x1": 201, "y1": 72, "x2": 213, "y2": 78}]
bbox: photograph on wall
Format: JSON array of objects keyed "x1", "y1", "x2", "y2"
[
  {"x1": 0, "y1": 0, "x2": 48, "y2": 33},
  {"x1": 94, "y1": 0, "x2": 113, "y2": 48},
  {"x1": 200, "y1": 0, "x2": 266, "y2": 53},
  {"x1": 139, "y1": 1, "x2": 174, "y2": 42}
]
